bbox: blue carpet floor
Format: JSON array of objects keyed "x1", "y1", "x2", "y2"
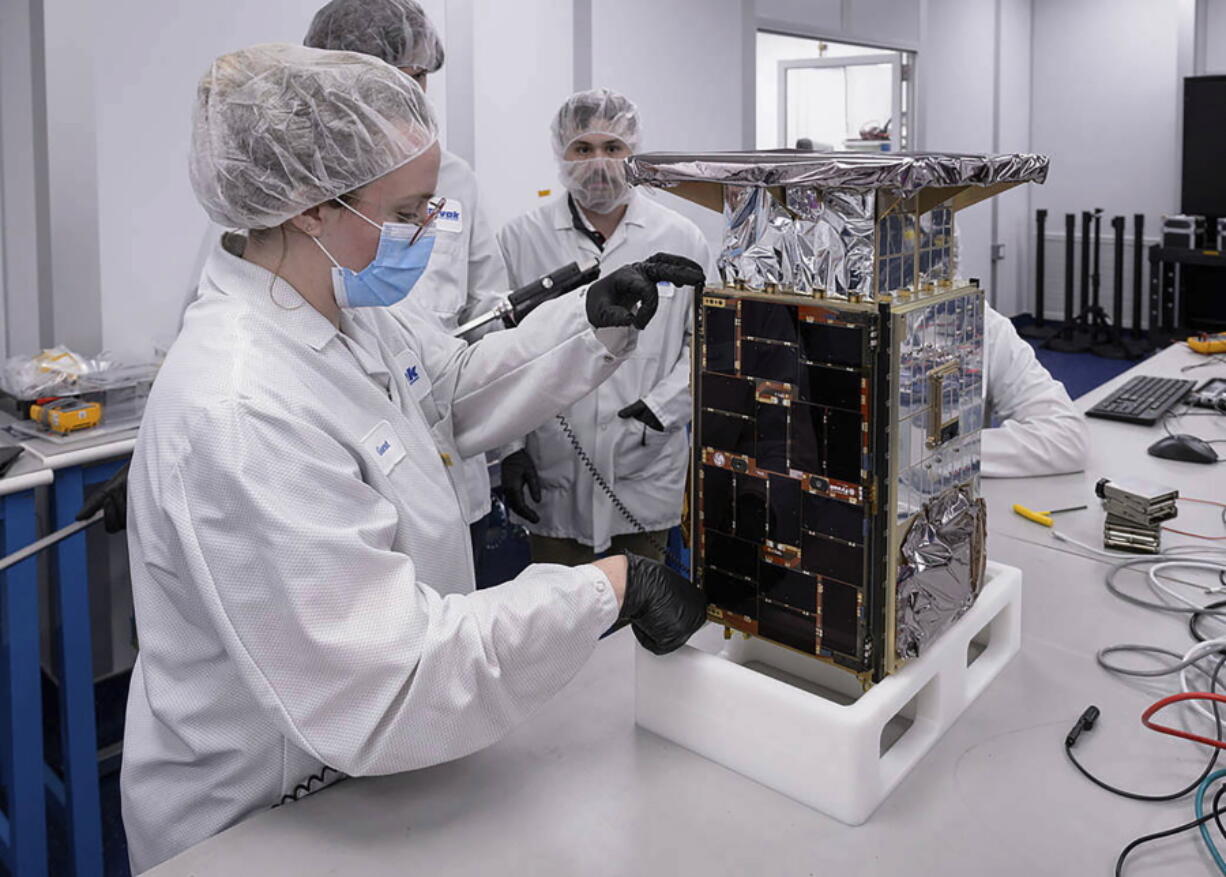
[
  {"x1": 1026, "y1": 337, "x2": 1142, "y2": 398},
  {"x1": 1010, "y1": 316, "x2": 1153, "y2": 398}
]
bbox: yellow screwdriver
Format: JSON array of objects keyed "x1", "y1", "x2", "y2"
[{"x1": 1012, "y1": 503, "x2": 1088, "y2": 527}]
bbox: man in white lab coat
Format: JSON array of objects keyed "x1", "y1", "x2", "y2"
[
  {"x1": 497, "y1": 89, "x2": 711, "y2": 565},
  {"x1": 982, "y1": 304, "x2": 1088, "y2": 476},
  {"x1": 306, "y1": 0, "x2": 508, "y2": 577}
]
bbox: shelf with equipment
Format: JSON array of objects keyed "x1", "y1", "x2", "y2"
[{"x1": 1147, "y1": 245, "x2": 1226, "y2": 345}]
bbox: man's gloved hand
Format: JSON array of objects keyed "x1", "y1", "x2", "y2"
[
  {"x1": 501, "y1": 449, "x2": 541, "y2": 524},
  {"x1": 606, "y1": 553, "x2": 708, "y2": 655},
  {"x1": 617, "y1": 399, "x2": 664, "y2": 432},
  {"x1": 76, "y1": 460, "x2": 130, "y2": 534},
  {"x1": 585, "y1": 253, "x2": 706, "y2": 330}
]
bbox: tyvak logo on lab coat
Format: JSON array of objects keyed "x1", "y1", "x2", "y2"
[
  {"x1": 394, "y1": 350, "x2": 432, "y2": 401},
  {"x1": 433, "y1": 199, "x2": 463, "y2": 234},
  {"x1": 361, "y1": 420, "x2": 406, "y2": 475}
]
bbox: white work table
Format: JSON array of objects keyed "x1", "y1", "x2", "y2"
[
  {"x1": 18, "y1": 431, "x2": 137, "y2": 471},
  {"x1": 146, "y1": 343, "x2": 1226, "y2": 877},
  {"x1": 0, "y1": 448, "x2": 52, "y2": 497}
]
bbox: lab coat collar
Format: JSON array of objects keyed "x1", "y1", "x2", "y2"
[
  {"x1": 337, "y1": 312, "x2": 395, "y2": 397},
  {"x1": 203, "y1": 234, "x2": 340, "y2": 352}
]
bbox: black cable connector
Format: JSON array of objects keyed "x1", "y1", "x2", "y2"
[
  {"x1": 1066, "y1": 656, "x2": 1226, "y2": 806},
  {"x1": 1066, "y1": 705, "x2": 1101, "y2": 748}
]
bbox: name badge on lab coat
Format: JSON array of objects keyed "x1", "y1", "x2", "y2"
[
  {"x1": 361, "y1": 420, "x2": 406, "y2": 475},
  {"x1": 433, "y1": 199, "x2": 463, "y2": 234}
]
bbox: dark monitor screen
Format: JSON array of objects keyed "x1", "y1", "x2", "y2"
[{"x1": 1182, "y1": 76, "x2": 1226, "y2": 216}]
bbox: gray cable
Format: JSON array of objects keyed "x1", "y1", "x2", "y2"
[
  {"x1": 1105, "y1": 555, "x2": 1226, "y2": 617},
  {"x1": 1096, "y1": 643, "x2": 1225, "y2": 678}
]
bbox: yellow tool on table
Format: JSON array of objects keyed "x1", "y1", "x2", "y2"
[
  {"x1": 1012, "y1": 503, "x2": 1088, "y2": 527},
  {"x1": 29, "y1": 397, "x2": 103, "y2": 435},
  {"x1": 1188, "y1": 332, "x2": 1226, "y2": 355}
]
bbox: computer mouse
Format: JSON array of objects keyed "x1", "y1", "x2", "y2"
[{"x1": 1147, "y1": 434, "x2": 1220, "y2": 464}]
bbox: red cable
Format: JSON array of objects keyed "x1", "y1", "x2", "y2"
[
  {"x1": 1162, "y1": 497, "x2": 1226, "y2": 541},
  {"x1": 1142, "y1": 693, "x2": 1226, "y2": 750}
]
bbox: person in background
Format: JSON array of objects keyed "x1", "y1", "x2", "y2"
[
  {"x1": 497, "y1": 88, "x2": 711, "y2": 565},
  {"x1": 305, "y1": 0, "x2": 508, "y2": 579},
  {"x1": 120, "y1": 45, "x2": 707, "y2": 872},
  {"x1": 981, "y1": 306, "x2": 1089, "y2": 476}
]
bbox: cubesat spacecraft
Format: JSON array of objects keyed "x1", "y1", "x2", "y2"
[{"x1": 627, "y1": 151, "x2": 1049, "y2": 686}]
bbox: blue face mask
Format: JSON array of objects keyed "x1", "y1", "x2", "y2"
[{"x1": 312, "y1": 200, "x2": 437, "y2": 309}]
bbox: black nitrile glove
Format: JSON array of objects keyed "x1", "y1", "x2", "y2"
[
  {"x1": 585, "y1": 253, "x2": 706, "y2": 330},
  {"x1": 77, "y1": 460, "x2": 130, "y2": 534},
  {"x1": 607, "y1": 553, "x2": 708, "y2": 655},
  {"x1": 617, "y1": 399, "x2": 665, "y2": 432},
  {"x1": 501, "y1": 450, "x2": 541, "y2": 524}
]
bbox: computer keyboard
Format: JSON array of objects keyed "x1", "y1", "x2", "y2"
[{"x1": 1085, "y1": 375, "x2": 1196, "y2": 425}]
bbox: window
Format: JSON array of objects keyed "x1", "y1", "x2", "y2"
[{"x1": 756, "y1": 32, "x2": 914, "y2": 153}]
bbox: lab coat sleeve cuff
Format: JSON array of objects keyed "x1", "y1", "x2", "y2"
[
  {"x1": 580, "y1": 564, "x2": 622, "y2": 632},
  {"x1": 642, "y1": 397, "x2": 670, "y2": 431},
  {"x1": 497, "y1": 438, "x2": 526, "y2": 461},
  {"x1": 590, "y1": 325, "x2": 637, "y2": 358}
]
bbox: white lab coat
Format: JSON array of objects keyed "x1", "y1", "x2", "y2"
[
  {"x1": 982, "y1": 304, "x2": 1089, "y2": 477},
  {"x1": 121, "y1": 237, "x2": 630, "y2": 873},
  {"x1": 392, "y1": 149, "x2": 509, "y2": 524},
  {"x1": 497, "y1": 190, "x2": 712, "y2": 552}
]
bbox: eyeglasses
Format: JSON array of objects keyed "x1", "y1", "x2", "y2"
[
  {"x1": 336, "y1": 195, "x2": 446, "y2": 245},
  {"x1": 409, "y1": 197, "x2": 447, "y2": 245}
]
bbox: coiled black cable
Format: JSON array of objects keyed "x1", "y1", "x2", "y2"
[{"x1": 554, "y1": 413, "x2": 686, "y2": 570}]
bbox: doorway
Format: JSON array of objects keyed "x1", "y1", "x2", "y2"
[{"x1": 756, "y1": 31, "x2": 914, "y2": 153}]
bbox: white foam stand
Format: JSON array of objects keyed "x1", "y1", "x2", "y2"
[{"x1": 636, "y1": 561, "x2": 1022, "y2": 826}]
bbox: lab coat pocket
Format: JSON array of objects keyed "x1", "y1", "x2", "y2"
[{"x1": 612, "y1": 414, "x2": 673, "y2": 481}]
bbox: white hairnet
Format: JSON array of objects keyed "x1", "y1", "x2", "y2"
[
  {"x1": 304, "y1": 0, "x2": 444, "y2": 72},
  {"x1": 189, "y1": 43, "x2": 438, "y2": 230},
  {"x1": 550, "y1": 88, "x2": 640, "y2": 159}
]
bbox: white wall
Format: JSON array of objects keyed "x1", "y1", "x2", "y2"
[
  {"x1": 918, "y1": 0, "x2": 996, "y2": 296},
  {"x1": 996, "y1": 0, "x2": 1035, "y2": 316},
  {"x1": 757, "y1": 0, "x2": 843, "y2": 33},
  {"x1": 0, "y1": 167, "x2": 5, "y2": 363},
  {"x1": 55, "y1": 0, "x2": 1206, "y2": 357},
  {"x1": 46, "y1": 0, "x2": 1019, "y2": 362},
  {"x1": 44, "y1": 0, "x2": 103, "y2": 354},
  {"x1": 1206, "y1": 0, "x2": 1226, "y2": 71},
  {"x1": 471, "y1": 0, "x2": 572, "y2": 231},
  {"x1": 1030, "y1": 0, "x2": 1183, "y2": 242},
  {"x1": 590, "y1": 0, "x2": 745, "y2": 249},
  {"x1": 0, "y1": 0, "x2": 49, "y2": 358},
  {"x1": 86, "y1": 1, "x2": 335, "y2": 362},
  {"x1": 756, "y1": 0, "x2": 920, "y2": 48}
]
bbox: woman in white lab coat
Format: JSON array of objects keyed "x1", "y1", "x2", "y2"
[
  {"x1": 305, "y1": 0, "x2": 510, "y2": 573},
  {"x1": 121, "y1": 45, "x2": 706, "y2": 873},
  {"x1": 497, "y1": 88, "x2": 712, "y2": 564}
]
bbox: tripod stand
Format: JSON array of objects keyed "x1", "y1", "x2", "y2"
[
  {"x1": 1018, "y1": 208, "x2": 1056, "y2": 340},
  {"x1": 1044, "y1": 210, "x2": 1097, "y2": 353},
  {"x1": 1089, "y1": 216, "x2": 1146, "y2": 359}
]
